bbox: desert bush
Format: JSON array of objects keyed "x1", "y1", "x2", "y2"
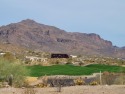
[
  {"x1": 102, "y1": 72, "x2": 116, "y2": 85},
  {"x1": 74, "y1": 77, "x2": 85, "y2": 85},
  {"x1": 114, "y1": 73, "x2": 125, "y2": 85},
  {"x1": 41, "y1": 75, "x2": 48, "y2": 86},
  {"x1": 36, "y1": 83, "x2": 46, "y2": 88},
  {"x1": 24, "y1": 59, "x2": 31, "y2": 64},
  {"x1": 90, "y1": 81, "x2": 98, "y2": 85},
  {"x1": 103, "y1": 71, "x2": 110, "y2": 75},
  {"x1": 3, "y1": 52, "x2": 15, "y2": 62},
  {"x1": 31, "y1": 76, "x2": 49, "y2": 88},
  {"x1": 67, "y1": 58, "x2": 72, "y2": 64},
  {"x1": 115, "y1": 68, "x2": 125, "y2": 85},
  {"x1": 0, "y1": 58, "x2": 29, "y2": 87}
]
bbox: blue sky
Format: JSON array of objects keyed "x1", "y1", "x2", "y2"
[{"x1": 0, "y1": 0, "x2": 125, "y2": 47}]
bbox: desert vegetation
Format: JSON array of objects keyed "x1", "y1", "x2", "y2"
[
  {"x1": 1, "y1": 51, "x2": 125, "y2": 94},
  {"x1": 0, "y1": 57, "x2": 29, "y2": 87}
]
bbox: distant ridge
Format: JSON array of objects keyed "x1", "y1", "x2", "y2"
[{"x1": 0, "y1": 19, "x2": 125, "y2": 58}]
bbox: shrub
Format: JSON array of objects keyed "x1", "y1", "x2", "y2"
[
  {"x1": 114, "y1": 73, "x2": 125, "y2": 85},
  {"x1": 74, "y1": 77, "x2": 85, "y2": 85},
  {"x1": 0, "y1": 58, "x2": 29, "y2": 87},
  {"x1": 35, "y1": 83, "x2": 45, "y2": 88},
  {"x1": 90, "y1": 81, "x2": 98, "y2": 85},
  {"x1": 102, "y1": 72, "x2": 116, "y2": 85},
  {"x1": 3, "y1": 52, "x2": 15, "y2": 62}
]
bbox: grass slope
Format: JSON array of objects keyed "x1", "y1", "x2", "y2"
[{"x1": 26, "y1": 64, "x2": 125, "y2": 77}]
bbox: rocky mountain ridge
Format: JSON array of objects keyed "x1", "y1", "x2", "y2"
[{"x1": 0, "y1": 19, "x2": 125, "y2": 58}]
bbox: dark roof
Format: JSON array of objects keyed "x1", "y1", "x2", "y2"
[{"x1": 51, "y1": 54, "x2": 69, "y2": 58}]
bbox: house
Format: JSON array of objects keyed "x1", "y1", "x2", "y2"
[
  {"x1": 70, "y1": 55, "x2": 77, "y2": 58},
  {"x1": 0, "y1": 52, "x2": 6, "y2": 56},
  {"x1": 51, "y1": 54, "x2": 69, "y2": 58}
]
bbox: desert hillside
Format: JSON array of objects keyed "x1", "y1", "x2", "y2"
[{"x1": 0, "y1": 19, "x2": 125, "y2": 58}]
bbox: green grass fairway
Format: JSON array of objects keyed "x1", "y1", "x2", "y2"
[{"x1": 26, "y1": 64, "x2": 125, "y2": 77}]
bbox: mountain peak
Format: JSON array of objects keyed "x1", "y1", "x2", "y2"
[
  {"x1": 21, "y1": 19, "x2": 36, "y2": 22},
  {"x1": 19, "y1": 19, "x2": 38, "y2": 25}
]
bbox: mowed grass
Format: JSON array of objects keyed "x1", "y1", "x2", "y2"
[{"x1": 26, "y1": 64, "x2": 125, "y2": 77}]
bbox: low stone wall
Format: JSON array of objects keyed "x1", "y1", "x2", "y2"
[
  {"x1": 47, "y1": 78, "x2": 75, "y2": 87},
  {"x1": 29, "y1": 73, "x2": 101, "y2": 87}
]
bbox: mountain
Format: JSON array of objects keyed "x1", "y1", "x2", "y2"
[{"x1": 0, "y1": 19, "x2": 125, "y2": 58}]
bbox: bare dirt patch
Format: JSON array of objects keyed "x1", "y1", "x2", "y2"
[{"x1": 0, "y1": 85, "x2": 125, "y2": 94}]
